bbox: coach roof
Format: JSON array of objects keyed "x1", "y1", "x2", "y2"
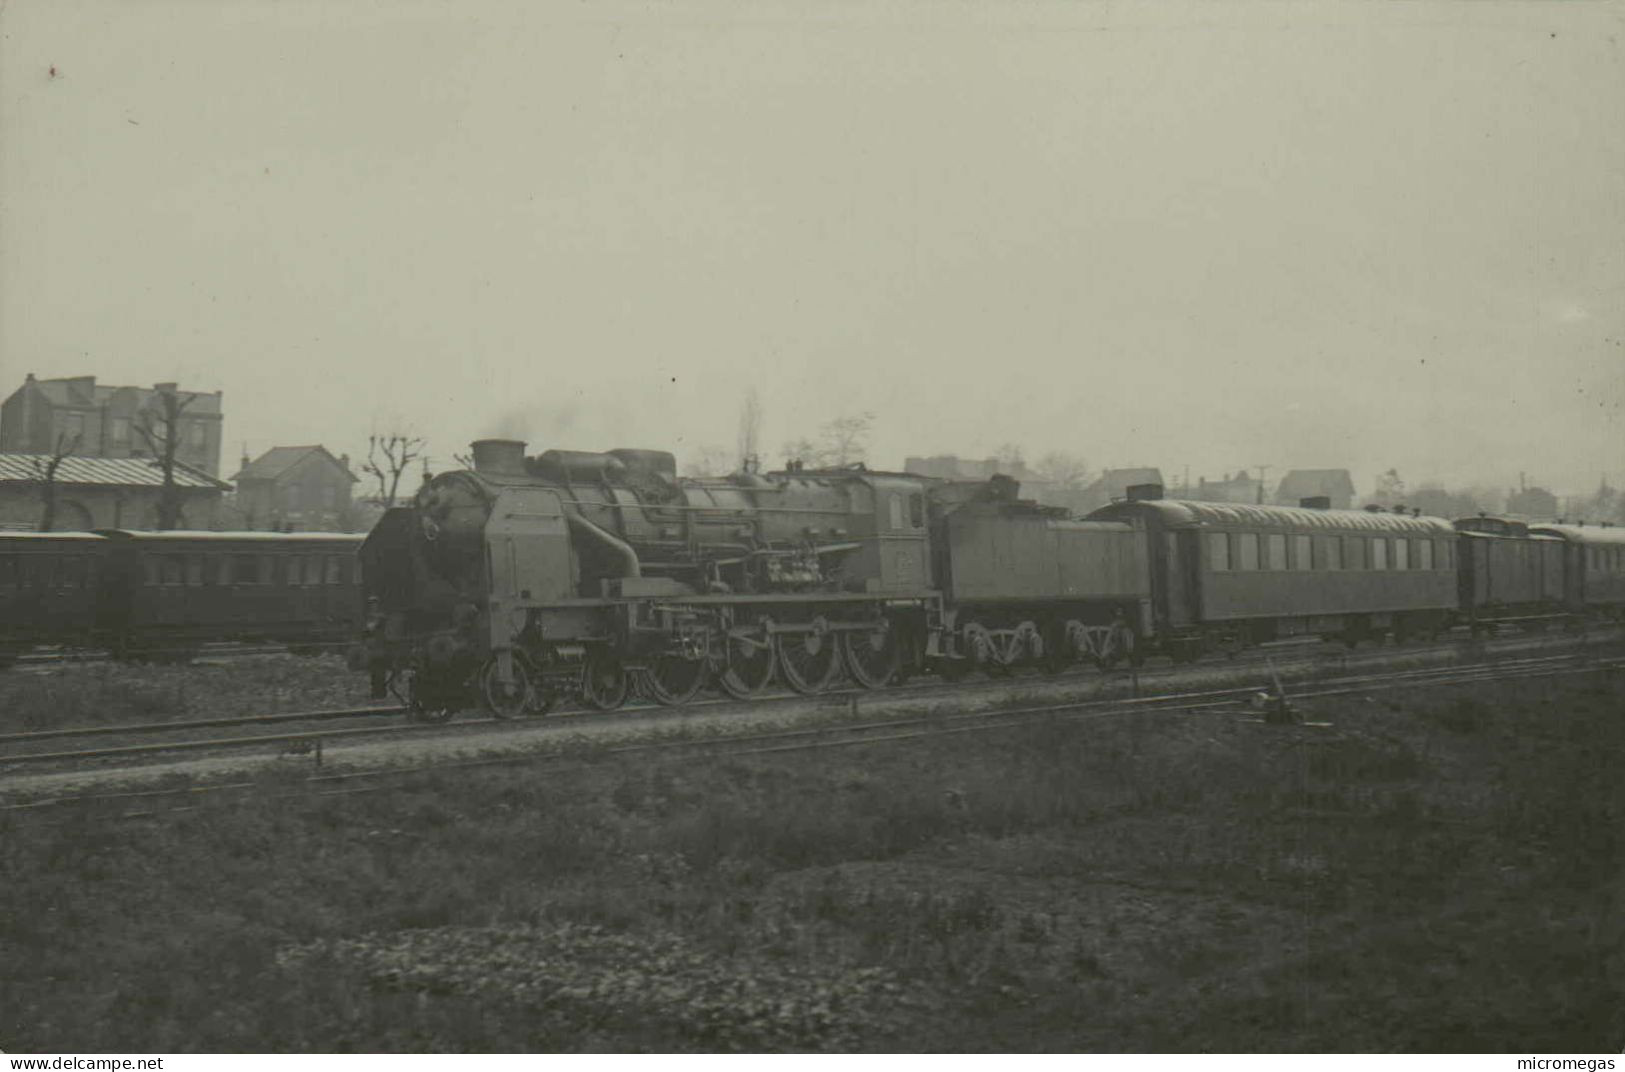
[
  {"x1": 1528, "y1": 523, "x2": 1625, "y2": 548},
  {"x1": 1091, "y1": 499, "x2": 1458, "y2": 536}
]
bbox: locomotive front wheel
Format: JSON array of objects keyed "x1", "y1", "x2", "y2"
[
  {"x1": 775, "y1": 632, "x2": 839, "y2": 694},
  {"x1": 841, "y1": 628, "x2": 899, "y2": 689},
  {"x1": 479, "y1": 657, "x2": 534, "y2": 720},
  {"x1": 643, "y1": 655, "x2": 708, "y2": 707},
  {"x1": 581, "y1": 652, "x2": 630, "y2": 711},
  {"x1": 718, "y1": 637, "x2": 776, "y2": 699}
]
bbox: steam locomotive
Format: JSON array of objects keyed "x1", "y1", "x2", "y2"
[
  {"x1": 357, "y1": 439, "x2": 1147, "y2": 719},
  {"x1": 358, "y1": 439, "x2": 1625, "y2": 720}
]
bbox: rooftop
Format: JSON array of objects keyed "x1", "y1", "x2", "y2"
[{"x1": 0, "y1": 453, "x2": 230, "y2": 490}]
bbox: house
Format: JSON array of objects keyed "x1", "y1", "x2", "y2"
[
  {"x1": 230, "y1": 446, "x2": 359, "y2": 531},
  {"x1": 1185, "y1": 470, "x2": 1265, "y2": 505},
  {"x1": 1505, "y1": 485, "x2": 1559, "y2": 521},
  {"x1": 0, "y1": 453, "x2": 230, "y2": 531},
  {"x1": 903, "y1": 454, "x2": 1096, "y2": 515},
  {"x1": 1078, "y1": 467, "x2": 1165, "y2": 512},
  {"x1": 0, "y1": 374, "x2": 225, "y2": 476},
  {"x1": 1273, "y1": 469, "x2": 1356, "y2": 510}
]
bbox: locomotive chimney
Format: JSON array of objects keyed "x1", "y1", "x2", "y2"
[{"x1": 470, "y1": 438, "x2": 527, "y2": 476}]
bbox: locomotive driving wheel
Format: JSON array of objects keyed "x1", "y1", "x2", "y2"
[
  {"x1": 580, "y1": 650, "x2": 630, "y2": 710},
  {"x1": 718, "y1": 633, "x2": 776, "y2": 699},
  {"x1": 775, "y1": 628, "x2": 839, "y2": 694},
  {"x1": 841, "y1": 623, "x2": 899, "y2": 689},
  {"x1": 643, "y1": 654, "x2": 708, "y2": 707},
  {"x1": 479, "y1": 654, "x2": 547, "y2": 719}
]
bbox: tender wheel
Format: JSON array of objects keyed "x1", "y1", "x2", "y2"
[
  {"x1": 718, "y1": 634, "x2": 776, "y2": 699},
  {"x1": 479, "y1": 655, "x2": 533, "y2": 720},
  {"x1": 643, "y1": 654, "x2": 707, "y2": 707},
  {"x1": 581, "y1": 651, "x2": 630, "y2": 710},
  {"x1": 775, "y1": 631, "x2": 839, "y2": 694},
  {"x1": 841, "y1": 626, "x2": 899, "y2": 689}
]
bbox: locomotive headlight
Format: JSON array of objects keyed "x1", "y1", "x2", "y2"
[{"x1": 511, "y1": 608, "x2": 529, "y2": 633}]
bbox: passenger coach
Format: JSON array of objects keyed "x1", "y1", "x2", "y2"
[
  {"x1": 1527, "y1": 522, "x2": 1625, "y2": 617},
  {"x1": 1087, "y1": 493, "x2": 1458, "y2": 658}
]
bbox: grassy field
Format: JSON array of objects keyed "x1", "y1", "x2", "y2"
[{"x1": 1, "y1": 669, "x2": 1621, "y2": 1052}]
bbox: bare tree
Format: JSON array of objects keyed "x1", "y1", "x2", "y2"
[
  {"x1": 991, "y1": 442, "x2": 1027, "y2": 474},
  {"x1": 1032, "y1": 450, "x2": 1092, "y2": 490},
  {"x1": 133, "y1": 389, "x2": 198, "y2": 530},
  {"x1": 1371, "y1": 468, "x2": 1406, "y2": 506},
  {"x1": 736, "y1": 386, "x2": 763, "y2": 471},
  {"x1": 28, "y1": 430, "x2": 82, "y2": 531},
  {"x1": 362, "y1": 433, "x2": 426, "y2": 508},
  {"x1": 820, "y1": 412, "x2": 874, "y2": 467}
]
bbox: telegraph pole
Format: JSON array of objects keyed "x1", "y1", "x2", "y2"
[{"x1": 1253, "y1": 464, "x2": 1273, "y2": 504}]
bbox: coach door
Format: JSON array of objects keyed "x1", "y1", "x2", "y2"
[{"x1": 1162, "y1": 529, "x2": 1197, "y2": 627}]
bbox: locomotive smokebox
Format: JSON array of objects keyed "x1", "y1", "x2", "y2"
[{"x1": 470, "y1": 439, "x2": 528, "y2": 477}]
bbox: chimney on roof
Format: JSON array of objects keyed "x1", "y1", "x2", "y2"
[
  {"x1": 26, "y1": 373, "x2": 34, "y2": 382},
  {"x1": 1126, "y1": 483, "x2": 1164, "y2": 502},
  {"x1": 1365, "y1": 504, "x2": 1383, "y2": 513}
]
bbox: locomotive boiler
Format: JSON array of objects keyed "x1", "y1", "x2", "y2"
[{"x1": 359, "y1": 440, "x2": 940, "y2": 718}]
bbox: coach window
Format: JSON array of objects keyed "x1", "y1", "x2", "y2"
[
  {"x1": 888, "y1": 495, "x2": 904, "y2": 530},
  {"x1": 1394, "y1": 538, "x2": 1409, "y2": 570},
  {"x1": 1264, "y1": 533, "x2": 1285, "y2": 570},
  {"x1": 1322, "y1": 536, "x2": 1342, "y2": 570},
  {"x1": 185, "y1": 555, "x2": 204, "y2": 586},
  {"x1": 144, "y1": 555, "x2": 162, "y2": 586},
  {"x1": 1292, "y1": 534, "x2": 1311, "y2": 570},
  {"x1": 304, "y1": 555, "x2": 323, "y2": 586},
  {"x1": 213, "y1": 556, "x2": 231, "y2": 585},
  {"x1": 1209, "y1": 532, "x2": 1230, "y2": 571},
  {"x1": 1370, "y1": 538, "x2": 1388, "y2": 570},
  {"x1": 1237, "y1": 533, "x2": 1260, "y2": 570},
  {"x1": 1418, "y1": 539, "x2": 1434, "y2": 570},
  {"x1": 909, "y1": 494, "x2": 924, "y2": 528},
  {"x1": 161, "y1": 555, "x2": 184, "y2": 586},
  {"x1": 230, "y1": 554, "x2": 258, "y2": 584},
  {"x1": 0, "y1": 555, "x2": 17, "y2": 588},
  {"x1": 325, "y1": 555, "x2": 344, "y2": 584}
]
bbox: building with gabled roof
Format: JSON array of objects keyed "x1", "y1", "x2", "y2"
[
  {"x1": 230, "y1": 445, "x2": 359, "y2": 531},
  {"x1": 0, "y1": 374, "x2": 225, "y2": 476},
  {"x1": 1273, "y1": 469, "x2": 1356, "y2": 510},
  {"x1": 0, "y1": 453, "x2": 230, "y2": 531}
]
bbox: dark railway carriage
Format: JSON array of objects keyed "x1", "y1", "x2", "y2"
[
  {"x1": 1527, "y1": 523, "x2": 1625, "y2": 617},
  {"x1": 1451, "y1": 517, "x2": 1567, "y2": 630},
  {"x1": 1086, "y1": 497, "x2": 1458, "y2": 657},
  {"x1": 98, "y1": 530, "x2": 365, "y2": 652},
  {"x1": 0, "y1": 533, "x2": 112, "y2": 657}
]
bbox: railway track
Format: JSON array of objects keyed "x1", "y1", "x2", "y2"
[
  {"x1": 7, "y1": 643, "x2": 1620, "y2": 818},
  {"x1": 1, "y1": 640, "x2": 354, "y2": 670},
  {"x1": 0, "y1": 626, "x2": 1609, "y2": 769},
  {"x1": 0, "y1": 626, "x2": 1599, "y2": 763}
]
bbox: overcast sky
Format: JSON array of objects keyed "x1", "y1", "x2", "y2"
[{"x1": 2, "y1": 0, "x2": 1621, "y2": 496}]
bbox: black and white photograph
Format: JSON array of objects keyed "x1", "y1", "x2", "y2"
[{"x1": 0, "y1": 0, "x2": 1621, "y2": 1056}]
